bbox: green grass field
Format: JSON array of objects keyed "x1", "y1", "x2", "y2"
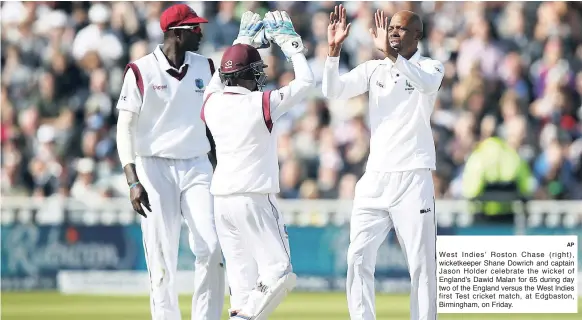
[{"x1": 1, "y1": 292, "x2": 580, "y2": 319}]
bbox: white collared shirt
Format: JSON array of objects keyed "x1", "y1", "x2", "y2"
[
  {"x1": 322, "y1": 51, "x2": 444, "y2": 172},
  {"x1": 202, "y1": 53, "x2": 314, "y2": 195},
  {"x1": 116, "y1": 45, "x2": 213, "y2": 161}
]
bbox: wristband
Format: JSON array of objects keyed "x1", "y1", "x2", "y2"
[{"x1": 129, "y1": 181, "x2": 141, "y2": 189}]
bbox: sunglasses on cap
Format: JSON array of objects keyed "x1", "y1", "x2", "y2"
[{"x1": 168, "y1": 24, "x2": 202, "y2": 33}]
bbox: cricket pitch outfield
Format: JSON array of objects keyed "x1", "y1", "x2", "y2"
[{"x1": 2, "y1": 292, "x2": 580, "y2": 319}]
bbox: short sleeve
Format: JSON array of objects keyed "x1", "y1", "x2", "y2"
[{"x1": 116, "y1": 64, "x2": 143, "y2": 114}]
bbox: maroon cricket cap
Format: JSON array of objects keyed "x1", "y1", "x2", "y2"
[
  {"x1": 160, "y1": 4, "x2": 208, "y2": 32},
  {"x1": 220, "y1": 44, "x2": 265, "y2": 74}
]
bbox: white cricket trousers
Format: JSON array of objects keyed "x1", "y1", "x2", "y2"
[
  {"x1": 214, "y1": 193, "x2": 292, "y2": 312},
  {"x1": 135, "y1": 155, "x2": 225, "y2": 320},
  {"x1": 347, "y1": 169, "x2": 437, "y2": 320}
]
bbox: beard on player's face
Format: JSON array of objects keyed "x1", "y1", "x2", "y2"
[
  {"x1": 180, "y1": 32, "x2": 202, "y2": 52},
  {"x1": 183, "y1": 39, "x2": 200, "y2": 52}
]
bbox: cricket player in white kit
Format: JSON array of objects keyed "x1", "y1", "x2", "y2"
[
  {"x1": 201, "y1": 11, "x2": 314, "y2": 320},
  {"x1": 115, "y1": 4, "x2": 224, "y2": 320},
  {"x1": 322, "y1": 6, "x2": 444, "y2": 320}
]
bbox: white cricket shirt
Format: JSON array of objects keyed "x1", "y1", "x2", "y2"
[
  {"x1": 202, "y1": 53, "x2": 314, "y2": 196},
  {"x1": 322, "y1": 51, "x2": 444, "y2": 172},
  {"x1": 116, "y1": 45, "x2": 213, "y2": 160}
]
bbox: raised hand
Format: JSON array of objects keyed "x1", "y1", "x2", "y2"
[
  {"x1": 328, "y1": 4, "x2": 351, "y2": 53},
  {"x1": 234, "y1": 11, "x2": 270, "y2": 49},
  {"x1": 264, "y1": 10, "x2": 305, "y2": 59},
  {"x1": 369, "y1": 10, "x2": 389, "y2": 55},
  {"x1": 369, "y1": 9, "x2": 396, "y2": 58}
]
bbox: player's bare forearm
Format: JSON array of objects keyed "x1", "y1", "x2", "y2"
[
  {"x1": 328, "y1": 45, "x2": 341, "y2": 57},
  {"x1": 123, "y1": 164, "x2": 140, "y2": 185}
]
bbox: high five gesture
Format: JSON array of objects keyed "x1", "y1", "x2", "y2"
[{"x1": 327, "y1": 4, "x2": 351, "y2": 57}]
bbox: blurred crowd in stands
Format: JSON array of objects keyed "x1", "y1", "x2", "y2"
[{"x1": 1, "y1": 1, "x2": 582, "y2": 202}]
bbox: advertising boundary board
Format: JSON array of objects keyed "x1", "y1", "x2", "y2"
[
  {"x1": 2, "y1": 223, "x2": 579, "y2": 294},
  {"x1": 57, "y1": 270, "x2": 582, "y2": 296}
]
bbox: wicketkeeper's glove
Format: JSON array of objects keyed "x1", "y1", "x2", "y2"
[
  {"x1": 264, "y1": 10, "x2": 305, "y2": 59},
  {"x1": 233, "y1": 11, "x2": 270, "y2": 49}
]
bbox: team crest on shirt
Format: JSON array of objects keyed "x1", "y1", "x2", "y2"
[
  {"x1": 195, "y1": 78, "x2": 205, "y2": 93},
  {"x1": 405, "y1": 80, "x2": 415, "y2": 93}
]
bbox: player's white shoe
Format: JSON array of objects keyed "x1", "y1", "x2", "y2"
[{"x1": 230, "y1": 272, "x2": 297, "y2": 320}]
